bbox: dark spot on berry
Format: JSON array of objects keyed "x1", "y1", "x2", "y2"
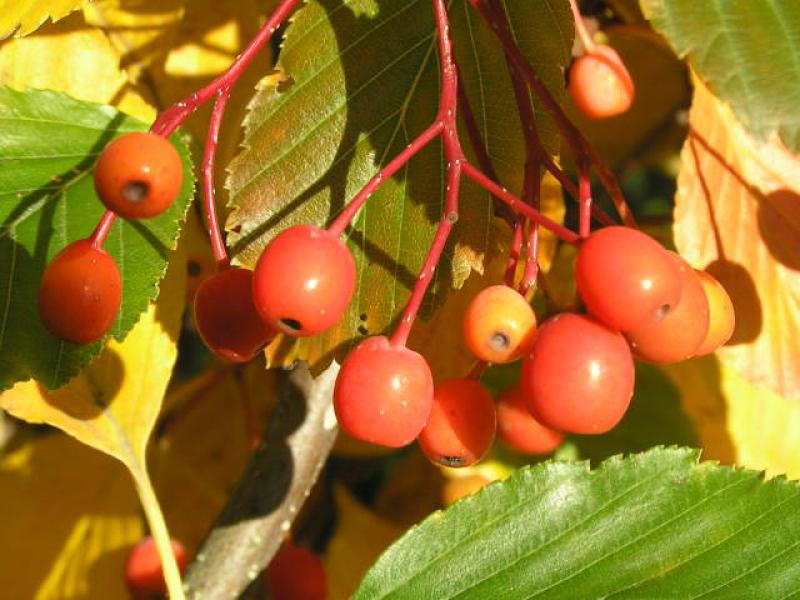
[
  {"x1": 122, "y1": 180, "x2": 150, "y2": 203},
  {"x1": 279, "y1": 318, "x2": 302, "y2": 333},
  {"x1": 438, "y1": 455, "x2": 467, "y2": 467},
  {"x1": 654, "y1": 303, "x2": 671, "y2": 321},
  {"x1": 489, "y1": 331, "x2": 510, "y2": 351}
]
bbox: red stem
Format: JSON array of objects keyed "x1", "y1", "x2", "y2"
[
  {"x1": 462, "y1": 163, "x2": 579, "y2": 244},
  {"x1": 569, "y1": 0, "x2": 596, "y2": 53},
  {"x1": 89, "y1": 210, "x2": 116, "y2": 248},
  {"x1": 505, "y1": 218, "x2": 524, "y2": 287},
  {"x1": 518, "y1": 162, "x2": 541, "y2": 294},
  {"x1": 150, "y1": 0, "x2": 300, "y2": 137},
  {"x1": 327, "y1": 122, "x2": 443, "y2": 237},
  {"x1": 203, "y1": 87, "x2": 232, "y2": 268},
  {"x1": 470, "y1": 0, "x2": 636, "y2": 228},
  {"x1": 578, "y1": 163, "x2": 592, "y2": 238}
]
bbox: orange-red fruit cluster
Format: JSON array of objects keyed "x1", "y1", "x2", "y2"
[
  {"x1": 94, "y1": 132, "x2": 183, "y2": 219},
  {"x1": 124, "y1": 536, "x2": 187, "y2": 600},
  {"x1": 568, "y1": 45, "x2": 634, "y2": 119}
]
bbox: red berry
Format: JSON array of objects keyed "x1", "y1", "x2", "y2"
[
  {"x1": 522, "y1": 313, "x2": 634, "y2": 434},
  {"x1": 266, "y1": 542, "x2": 327, "y2": 600},
  {"x1": 334, "y1": 336, "x2": 433, "y2": 448},
  {"x1": 694, "y1": 270, "x2": 735, "y2": 356},
  {"x1": 463, "y1": 285, "x2": 537, "y2": 364},
  {"x1": 124, "y1": 536, "x2": 187, "y2": 600},
  {"x1": 253, "y1": 225, "x2": 356, "y2": 336},
  {"x1": 418, "y1": 378, "x2": 496, "y2": 468},
  {"x1": 194, "y1": 267, "x2": 276, "y2": 362},
  {"x1": 496, "y1": 385, "x2": 564, "y2": 455},
  {"x1": 38, "y1": 239, "x2": 122, "y2": 344},
  {"x1": 94, "y1": 132, "x2": 183, "y2": 219},
  {"x1": 627, "y1": 254, "x2": 710, "y2": 364},
  {"x1": 568, "y1": 45, "x2": 634, "y2": 119},
  {"x1": 576, "y1": 226, "x2": 683, "y2": 332}
]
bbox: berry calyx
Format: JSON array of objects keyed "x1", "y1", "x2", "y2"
[
  {"x1": 38, "y1": 239, "x2": 122, "y2": 344},
  {"x1": 627, "y1": 254, "x2": 710, "y2": 364},
  {"x1": 522, "y1": 313, "x2": 634, "y2": 434},
  {"x1": 568, "y1": 45, "x2": 634, "y2": 119},
  {"x1": 462, "y1": 284, "x2": 537, "y2": 364},
  {"x1": 124, "y1": 536, "x2": 187, "y2": 600},
  {"x1": 496, "y1": 384, "x2": 564, "y2": 455},
  {"x1": 334, "y1": 336, "x2": 433, "y2": 448},
  {"x1": 417, "y1": 378, "x2": 496, "y2": 468},
  {"x1": 252, "y1": 225, "x2": 356, "y2": 337},
  {"x1": 194, "y1": 267, "x2": 276, "y2": 362},
  {"x1": 94, "y1": 132, "x2": 183, "y2": 219},
  {"x1": 694, "y1": 270, "x2": 736, "y2": 356},
  {"x1": 265, "y1": 542, "x2": 327, "y2": 600},
  {"x1": 576, "y1": 226, "x2": 683, "y2": 332}
]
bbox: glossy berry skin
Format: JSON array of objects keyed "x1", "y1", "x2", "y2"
[
  {"x1": 266, "y1": 542, "x2": 327, "y2": 600},
  {"x1": 522, "y1": 313, "x2": 634, "y2": 434},
  {"x1": 694, "y1": 270, "x2": 736, "y2": 356},
  {"x1": 94, "y1": 132, "x2": 183, "y2": 219},
  {"x1": 194, "y1": 267, "x2": 276, "y2": 362},
  {"x1": 334, "y1": 336, "x2": 433, "y2": 448},
  {"x1": 463, "y1": 285, "x2": 537, "y2": 364},
  {"x1": 627, "y1": 254, "x2": 710, "y2": 364},
  {"x1": 38, "y1": 239, "x2": 122, "y2": 344},
  {"x1": 496, "y1": 384, "x2": 564, "y2": 455},
  {"x1": 124, "y1": 536, "x2": 187, "y2": 600},
  {"x1": 568, "y1": 45, "x2": 634, "y2": 119},
  {"x1": 253, "y1": 225, "x2": 356, "y2": 337},
  {"x1": 576, "y1": 226, "x2": 683, "y2": 332},
  {"x1": 418, "y1": 378, "x2": 497, "y2": 468}
]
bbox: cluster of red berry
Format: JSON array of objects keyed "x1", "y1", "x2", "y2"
[{"x1": 38, "y1": 133, "x2": 183, "y2": 344}]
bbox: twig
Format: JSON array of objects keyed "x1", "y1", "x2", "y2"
[{"x1": 183, "y1": 362, "x2": 339, "y2": 599}]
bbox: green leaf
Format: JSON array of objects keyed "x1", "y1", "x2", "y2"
[
  {"x1": 226, "y1": 0, "x2": 572, "y2": 368},
  {"x1": 354, "y1": 447, "x2": 800, "y2": 599},
  {"x1": 0, "y1": 87, "x2": 195, "y2": 391},
  {"x1": 641, "y1": 0, "x2": 800, "y2": 153}
]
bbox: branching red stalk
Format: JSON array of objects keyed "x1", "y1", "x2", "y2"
[
  {"x1": 203, "y1": 87, "x2": 232, "y2": 268},
  {"x1": 578, "y1": 162, "x2": 592, "y2": 238},
  {"x1": 505, "y1": 219, "x2": 524, "y2": 287},
  {"x1": 470, "y1": 0, "x2": 636, "y2": 228},
  {"x1": 518, "y1": 166, "x2": 541, "y2": 294}
]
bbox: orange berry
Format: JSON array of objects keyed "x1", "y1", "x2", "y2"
[
  {"x1": 463, "y1": 285, "x2": 537, "y2": 364},
  {"x1": 496, "y1": 385, "x2": 564, "y2": 455},
  {"x1": 94, "y1": 132, "x2": 183, "y2": 219},
  {"x1": 418, "y1": 378, "x2": 496, "y2": 468},
  {"x1": 38, "y1": 239, "x2": 121, "y2": 344},
  {"x1": 568, "y1": 45, "x2": 634, "y2": 119},
  {"x1": 627, "y1": 254, "x2": 710, "y2": 364},
  {"x1": 266, "y1": 542, "x2": 327, "y2": 600},
  {"x1": 124, "y1": 537, "x2": 187, "y2": 600},
  {"x1": 694, "y1": 270, "x2": 735, "y2": 355}
]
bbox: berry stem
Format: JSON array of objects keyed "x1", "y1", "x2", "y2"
[
  {"x1": 203, "y1": 87, "x2": 232, "y2": 268},
  {"x1": 327, "y1": 121, "x2": 443, "y2": 237},
  {"x1": 569, "y1": 0, "x2": 597, "y2": 53},
  {"x1": 578, "y1": 162, "x2": 592, "y2": 238},
  {"x1": 88, "y1": 210, "x2": 116, "y2": 248},
  {"x1": 519, "y1": 162, "x2": 541, "y2": 293},
  {"x1": 149, "y1": 0, "x2": 300, "y2": 137},
  {"x1": 462, "y1": 163, "x2": 580, "y2": 244},
  {"x1": 469, "y1": 0, "x2": 636, "y2": 228}
]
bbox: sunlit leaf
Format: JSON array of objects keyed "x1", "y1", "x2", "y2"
[
  {"x1": 0, "y1": 0, "x2": 87, "y2": 39},
  {"x1": 227, "y1": 0, "x2": 572, "y2": 371},
  {"x1": 0, "y1": 87, "x2": 195, "y2": 390},
  {"x1": 0, "y1": 433, "x2": 142, "y2": 600},
  {"x1": 672, "y1": 76, "x2": 800, "y2": 401},
  {"x1": 642, "y1": 0, "x2": 800, "y2": 153},
  {"x1": 355, "y1": 447, "x2": 800, "y2": 599}
]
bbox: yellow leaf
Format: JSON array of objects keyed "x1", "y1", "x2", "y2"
[
  {"x1": 674, "y1": 75, "x2": 800, "y2": 401},
  {"x1": 665, "y1": 356, "x2": 800, "y2": 480},
  {"x1": 324, "y1": 487, "x2": 403, "y2": 600},
  {"x1": 0, "y1": 0, "x2": 87, "y2": 39},
  {"x1": 0, "y1": 11, "x2": 154, "y2": 120},
  {"x1": 0, "y1": 433, "x2": 142, "y2": 600}
]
